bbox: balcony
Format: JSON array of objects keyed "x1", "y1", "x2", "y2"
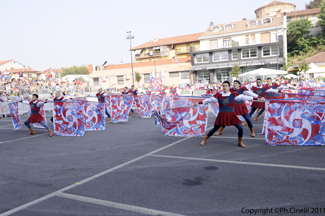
[{"x1": 135, "y1": 52, "x2": 161, "y2": 59}]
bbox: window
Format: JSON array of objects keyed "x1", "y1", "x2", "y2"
[
  {"x1": 144, "y1": 73, "x2": 150, "y2": 83},
  {"x1": 93, "y1": 77, "x2": 99, "y2": 86},
  {"x1": 246, "y1": 34, "x2": 255, "y2": 44},
  {"x1": 195, "y1": 54, "x2": 209, "y2": 63},
  {"x1": 263, "y1": 46, "x2": 278, "y2": 57},
  {"x1": 213, "y1": 26, "x2": 222, "y2": 32},
  {"x1": 117, "y1": 75, "x2": 124, "y2": 85},
  {"x1": 197, "y1": 70, "x2": 210, "y2": 83},
  {"x1": 261, "y1": 32, "x2": 271, "y2": 43},
  {"x1": 215, "y1": 68, "x2": 229, "y2": 83},
  {"x1": 210, "y1": 40, "x2": 218, "y2": 49},
  {"x1": 299, "y1": 16, "x2": 306, "y2": 19},
  {"x1": 181, "y1": 71, "x2": 190, "y2": 79},
  {"x1": 213, "y1": 51, "x2": 228, "y2": 62},
  {"x1": 288, "y1": 17, "x2": 293, "y2": 22},
  {"x1": 248, "y1": 20, "x2": 257, "y2": 26},
  {"x1": 232, "y1": 50, "x2": 238, "y2": 60},
  {"x1": 312, "y1": 15, "x2": 317, "y2": 18},
  {"x1": 242, "y1": 48, "x2": 258, "y2": 59},
  {"x1": 169, "y1": 72, "x2": 179, "y2": 77},
  {"x1": 263, "y1": 18, "x2": 272, "y2": 24},
  {"x1": 223, "y1": 38, "x2": 232, "y2": 47},
  {"x1": 224, "y1": 24, "x2": 233, "y2": 30}
]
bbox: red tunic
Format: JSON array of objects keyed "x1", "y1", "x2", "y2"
[
  {"x1": 212, "y1": 92, "x2": 241, "y2": 126},
  {"x1": 251, "y1": 85, "x2": 271, "y2": 109},
  {"x1": 230, "y1": 87, "x2": 249, "y2": 115},
  {"x1": 29, "y1": 101, "x2": 44, "y2": 123}
]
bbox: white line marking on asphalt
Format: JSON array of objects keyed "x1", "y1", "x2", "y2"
[
  {"x1": 0, "y1": 137, "x2": 191, "y2": 216},
  {"x1": 150, "y1": 155, "x2": 325, "y2": 171},
  {"x1": 57, "y1": 193, "x2": 185, "y2": 216},
  {"x1": 209, "y1": 136, "x2": 265, "y2": 140},
  {"x1": 0, "y1": 134, "x2": 48, "y2": 144},
  {"x1": 0, "y1": 124, "x2": 15, "y2": 127}
]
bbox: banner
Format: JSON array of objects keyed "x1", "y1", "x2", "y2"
[
  {"x1": 265, "y1": 99, "x2": 325, "y2": 146},
  {"x1": 156, "y1": 104, "x2": 209, "y2": 137},
  {"x1": 149, "y1": 76, "x2": 163, "y2": 92},
  {"x1": 8, "y1": 102, "x2": 22, "y2": 130},
  {"x1": 83, "y1": 101, "x2": 105, "y2": 130},
  {"x1": 53, "y1": 101, "x2": 85, "y2": 136},
  {"x1": 135, "y1": 95, "x2": 152, "y2": 118},
  {"x1": 109, "y1": 95, "x2": 132, "y2": 123}
]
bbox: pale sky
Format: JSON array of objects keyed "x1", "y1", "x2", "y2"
[{"x1": 0, "y1": 0, "x2": 306, "y2": 71}]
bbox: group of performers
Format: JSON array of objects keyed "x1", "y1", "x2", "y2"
[
  {"x1": 15, "y1": 77, "x2": 292, "y2": 148},
  {"x1": 198, "y1": 77, "x2": 292, "y2": 148}
]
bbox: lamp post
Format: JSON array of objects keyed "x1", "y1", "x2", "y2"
[{"x1": 126, "y1": 31, "x2": 135, "y2": 86}]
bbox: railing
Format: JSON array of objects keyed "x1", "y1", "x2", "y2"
[{"x1": 135, "y1": 52, "x2": 161, "y2": 59}]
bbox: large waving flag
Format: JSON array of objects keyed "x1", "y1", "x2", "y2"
[
  {"x1": 109, "y1": 94, "x2": 132, "y2": 123},
  {"x1": 53, "y1": 101, "x2": 85, "y2": 136},
  {"x1": 83, "y1": 101, "x2": 105, "y2": 130},
  {"x1": 155, "y1": 104, "x2": 209, "y2": 137},
  {"x1": 265, "y1": 99, "x2": 325, "y2": 146},
  {"x1": 149, "y1": 76, "x2": 163, "y2": 92},
  {"x1": 135, "y1": 95, "x2": 152, "y2": 118},
  {"x1": 8, "y1": 102, "x2": 22, "y2": 130}
]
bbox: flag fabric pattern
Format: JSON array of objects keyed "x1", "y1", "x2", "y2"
[
  {"x1": 109, "y1": 94, "x2": 132, "y2": 123},
  {"x1": 83, "y1": 101, "x2": 105, "y2": 130},
  {"x1": 53, "y1": 101, "x2": 85, "y2": 136},
  {"x1": 135, "y1": 95, "x2": 152, "y2": 118},
  {"x1": 8, "y1": 102, "x2": 22, "y2": 130},
  {"x1": 265, "y1": 99, "x2": 325, "y2": 146},
  {"x1": 149, "y1": 76, "x2": 163, "y2": 92},
  {"x1": 156, "y1": 104, "x2": 209, "y2": 137}
]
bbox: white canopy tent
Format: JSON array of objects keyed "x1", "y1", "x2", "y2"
[
  {"x1": 238, "y1": 68, "x2": 287, "y2": 81},
  {"x1": 306, "y1": 63, "x2": 325, "y2": 76},
  {"x1": 285, "y1": 74, "x2": 298, "y2": 79}
]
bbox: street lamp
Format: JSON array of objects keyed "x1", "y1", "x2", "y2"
[{"x1": 126, "y1": 31, "x2": 135, "y2": 86}]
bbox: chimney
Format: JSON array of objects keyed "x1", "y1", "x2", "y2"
[
  {"x1": 209, "y1": 22, "x2": 214, "y2": 27},
  {"x1": 154, "y1": 38, "x2": 158, "y2": 43},
  {"x1": 243, "y1": 18, "x2": 247, "y2": 20},
  {"x1": 88, "y1": 65, "x2": 93, "y2": 74}
]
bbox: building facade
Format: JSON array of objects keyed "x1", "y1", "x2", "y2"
[
  {"x1": 191, "y1": 16, "x2": 285, "y2": 83},
  {"x1": 90, "y1": 57, "x2": 192, "y2": 89},
  {"x1": 0, "y1": 59, "x2": 25, "y2": 72}
]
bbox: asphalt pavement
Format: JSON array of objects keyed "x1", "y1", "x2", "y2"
[{"x1": 0, "y1": 111, "x2": 324, "y2": 216}]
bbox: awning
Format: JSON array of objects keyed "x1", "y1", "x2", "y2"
[
  {"x1": 153, "y1": 46, "x2": 160, "y2": 50},
  {"x1": 134, "y1": 49, "x2": 142, "y2": 55}
]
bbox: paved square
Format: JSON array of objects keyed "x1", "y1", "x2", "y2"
[{"x1": 0, "y1": 111, "x2": 324, "y2": 216}]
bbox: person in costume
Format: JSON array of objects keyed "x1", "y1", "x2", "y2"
[
  {"x1": 50, "y1": 91, "x2": 70, "y2": 123},
  {"x1": 21, "y1": 94, "x2": 53, "y2": 137},
  {"x1": 90, "y1": 88, "x2": 112, "y2": 123},
  {"x1": 249, "y1": 78, "x2": 281, "y2": 121},
  {"x1": 122, "y1": 86, "x2": 136, "y2": 118},
  {"x1": 214, "y1": 80, "x2": 260, "y2": 137},
  {"x1": 198, "y1": 81, "x2": 264, "y2": 148},
  {"x1": 266, "y1": 77, "x2": 283, "y2": 99}
]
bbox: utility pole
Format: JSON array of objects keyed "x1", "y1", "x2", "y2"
[{"x1": 126, "y1": 31, "x2": 135, "y2": 86}]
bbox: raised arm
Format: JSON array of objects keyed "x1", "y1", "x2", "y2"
[{"x1": 243, "y1": 90, "x2": 259, "y2": 98}]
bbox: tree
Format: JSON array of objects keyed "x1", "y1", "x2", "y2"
[
  {"x1": 135, "y1": 72, "x2": 142, "y2": 87},
  {"x1": 231, "y1": 64, "x2": 241, "y2": 79},
  {"x1": 61, "y1": 65, "x2": 89, "y2": 77},
  {"x1": 75, "y1": 77, "x2": 86, "y2": 83},
  {"x1": 298, "y1": 60, "x2": 311, "y2": 81},
  {"x1": 318, "y1": 0, "x2": 325, "y2": 32},
  {"x1": 287, "y1": 19, "x2": 312, "y2": 55},
  {"x1": 305, "y1": 0, "x2": 323, "y2": 9}
]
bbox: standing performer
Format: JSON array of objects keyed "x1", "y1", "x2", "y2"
[
  {"x1": 198, "y1": 81, "x2": 264, "y2": 148},
  {"x1": 122, "y1": 86, "x2": 136, "y2": 118},
  {"x1": 249, "y1": 78, "x2": 281, "y2": 121},
  {"x1": 266, "y1": 77, "x2": 283, "y2": 99},
  {"x1": 214, "y1": 80, "x2": 261, "y2": 137},
  {"x1": 90, "y1": 88, "x2": 112, "y2": 123},
  {"x1": 50, "y1": 91, "x2": 69, "y2": 123},
  {"x1": 21, "y1": 94, "x2": 53, "y2": 137}
]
